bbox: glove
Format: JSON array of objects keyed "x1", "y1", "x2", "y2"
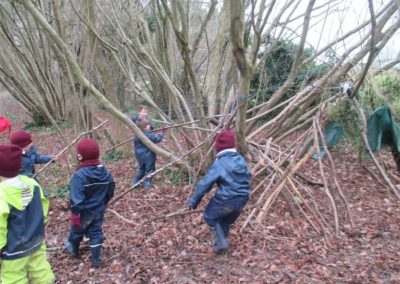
[{"x1": 70, "y1": 213, "x2": 81, "y2": 229}]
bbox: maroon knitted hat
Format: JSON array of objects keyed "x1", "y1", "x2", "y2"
[
  {"x1": 0, "y1": 144, "x2": 22, "y2": 178},
  {"x1": 10, "y1": 130, "x2": 33, "y2": 148},
  {"x1": 215, "y1": 129, "x2": 236, "y2": 153},
  {"x1": 77, "y1": 139, "x2": 100, "y2": 161}
]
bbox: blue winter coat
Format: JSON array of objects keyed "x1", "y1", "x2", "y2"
[
  {"x1": 20, "y1": 146, "x2": 52, "y2": 177},
  {"x1": 70, "y1": 165, "x2": 115, "y2": 216},
  {"x1": 188, "y1": 149, "x2": 251, "y2": 208},
  {"x1": 133, "y1": 130, "x2": 164, "y2": 163}
]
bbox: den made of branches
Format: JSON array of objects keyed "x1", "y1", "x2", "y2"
[{"x1": 1, "y1": 0, "x2": 400, "y2": 243}]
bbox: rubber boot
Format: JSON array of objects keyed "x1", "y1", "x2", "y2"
[
  {"x1": 65, "y1": 240, "x2": 80, "y2": 257},
  {"x1": 212, "y1": 223, "x2": 229, "y2": 254},
  {"x1": 90, "y1": 246, "x2": 102, "y2": 268}
]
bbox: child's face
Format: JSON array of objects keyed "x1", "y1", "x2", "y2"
[{"x1": 145, "y1": 124, "x2": 150, "y2": 131}]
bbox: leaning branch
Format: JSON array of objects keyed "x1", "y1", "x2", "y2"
[{"x1": 33, "y1": 120, "x2": 108, "y2": 178}]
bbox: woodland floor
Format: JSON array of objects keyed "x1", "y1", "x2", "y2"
[{"x1": 1, "y1": 93, "x2": 400, "y2": 284}]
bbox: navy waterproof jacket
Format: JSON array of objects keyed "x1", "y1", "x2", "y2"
[
  {"x1": 20, "y1": 146, "x2": 52, "y2": 177},
  {"x1": 188, "y1": 149, "x2": 251, "y2": 208},
  {"x1": 70, "y1": 165, "x2": 115, "y2": 216},
  {"x1": 133, "y1": 130, "x2": 164, "y2": 163}
]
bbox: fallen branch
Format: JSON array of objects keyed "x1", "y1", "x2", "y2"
[
  {"x1": 34, "y1": 120, "x2": 108, "y2": 178},
  {"x1": 295, "y1": 172, "x2": 323, "y2": 186},
  {"x1": 107, "y1": 209, "x2": 139, "y2": 226},
  {"x1": 362, "y1": 165, "x2": 388, "y2": 189},
  {"x1": 142, "y1": 208, "x2": 203, "y2": 226}
]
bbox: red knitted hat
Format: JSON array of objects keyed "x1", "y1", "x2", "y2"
[
  {"x1": 0, "y1": 144, "x2": 22, "y2": 178},
  {"x1": 77, "y1": 139, "x2": 100, "y2": 161},
  {"x1": 10, "y1": 130, "x2": 33, "y2": 149},
  {"x1": 215, "y1": 129, "x2": 236, "y2": 153},
  {"x1": 0, "y1": 117, "x2": 11, "y2": 133}
]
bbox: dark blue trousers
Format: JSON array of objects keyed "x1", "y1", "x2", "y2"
[
  {"x1": 134, "y1": 156, "x2": 156, "y2": 189},
  {"x1": 203, "y1": 196, "x2": 248, "y2": 237},
  {"x1": 68, "y1": 212, "x2": 104, "y2": 247}
]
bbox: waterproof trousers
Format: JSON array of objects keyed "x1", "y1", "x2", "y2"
[
  {"x1": 1, "y1": 243, "x2": 55, "y2": 284},
  {"x1": 203, "y1": 196, "x2": 249, "y2": 237}
]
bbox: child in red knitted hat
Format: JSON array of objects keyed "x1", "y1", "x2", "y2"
[
  {"x1": 0, "y1": 144, "x2": 54, "y2": 283},
  {"x1": 65, "y1": 139, "x2": 115, "y2": 268},
  {"x1": 10, "y1": 130, "x2": 55, "y2": 178},
  {"x1": 187, "y1": 129, "x2": 251, "y2": 254}
]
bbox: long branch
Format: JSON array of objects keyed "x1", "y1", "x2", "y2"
[{"x1": 33, "y1": 120, "x2": 108, "y2": 178}]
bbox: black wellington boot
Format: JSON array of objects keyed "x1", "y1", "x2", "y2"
[
  {"x1": 90, "y1": 246, "x2": 102, "y2": 268},
  {"x1": 65, "y1": 240, "x2": 80, "y2": 257},
  {"x1": 212, "y1": 223, "x2": 229, "y2": 254}
]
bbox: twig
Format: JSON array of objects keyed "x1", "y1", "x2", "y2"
[
  {"x1": 33, "y1": 120, "x2": 108, "y2": 178},
  {"x1": 362, "y1": 165, "x2": 388, "y2": 189},
  {"x1": 107, "y1": 209, "x2": 139, "y2": 226},
  {"x1": 295, "y1": 172, "x2": 323, "y2": 186},
  {"x1": 315, "y1": 117, "x2": 354, "y2": 230},
  {"x1": 313, "y1": 119, "x2": 339, "y2": 234},
  {"x1": 142, "y1": 209, "x2": 203, "y2": 226}
]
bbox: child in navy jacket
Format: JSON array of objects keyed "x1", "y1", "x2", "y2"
[
  {"x1": 10, "y1": 130, "x2": 54, "y2": 178},
  {"x1": 188, "y1": 130, "x2": 251, "y2": 254},
  {"x1": 65, "y1": 139, "x2": 115, "y2": 268},
  {"x1": 133, "y1": 119, "x2": 165, "y2": 189}
]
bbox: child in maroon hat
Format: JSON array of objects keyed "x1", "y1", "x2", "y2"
[
  {"x1": 10, "y1": 130, "x2": 55, "y2": 178},
  {"x1": 0, "y1": 144, "x2": 54, "y2": 283},
  {"x1": 187, "y1": 129, "x2": 251, "y2": 254},
  {"x1": 65, "y1": 139, "x2": 115, "y2": 268}
]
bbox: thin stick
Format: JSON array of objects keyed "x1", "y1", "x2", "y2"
[
  {"x1": 105, "y1": 115, "x2": 227, "y2": 153},
  {"x1": 47, "y1": 131, "x2": 216, "y2": 227},
  {"x1": 107, "y1": 209, "x2": 139, "y2": 226},
  {"x1": 315, "y1": 117, "x2": 354, "y2": 230},
  {"x1": 142, "y1": 209, "x2": 203, "y2": 226},
  {"x1": 312, "y1": 119, "x2": 339, "y2": 234},
  {"x1": 34, "y1": 120, "x2": 108, "y2": 178}
]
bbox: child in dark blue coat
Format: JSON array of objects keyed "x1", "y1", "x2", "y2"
[
  {"x1": 65, "y1": 139, "x2": 115, "y2": 268},
  {"x1": 133, "y1": 119, "x2": 165, "y2": 189},
  {"x1": 10, "y1": 130, "x2": 54, "y2": 178},
  {"x1": 187, "y1": 130, "x2": 251, "y2": 254}
]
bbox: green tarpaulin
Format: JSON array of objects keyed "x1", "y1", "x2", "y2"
[{"x1": 314, "y1": 106, "x2": 400, "y2": 158}]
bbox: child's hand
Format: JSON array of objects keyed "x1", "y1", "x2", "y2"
[
  {"x1": 70, "y1": 214, "x2": 81, "y2": 229},
  {"x1": 187, "y1": 200, "x2": 198, "y2": 210}
]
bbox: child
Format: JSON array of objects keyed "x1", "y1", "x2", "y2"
[
  {"x1": 10, "y1": 130, "x2": 54, "y2": 178},
  {"x1": 187, "y1": 129, "x2": 251, "y2": 254},
  {"x1": 133, "y1": 119, "x2": 165, "y2": 189},
  {"x1": 65, "y1": 139, "x2": 115, "y2": 268},
  {"x1": 0, "y1": 144, "x2": 55, "y2": 284}
]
